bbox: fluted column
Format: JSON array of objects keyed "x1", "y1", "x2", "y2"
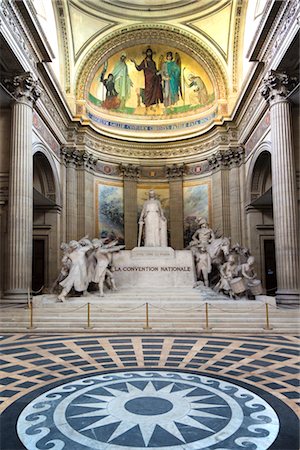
[
  {"x1": 208, "y1": 151, "x2": 231, "y2": 237},
  {"x1": 261, "y1": 70, "x2": 299, "y2": 305},
  {"x1": 228, "y1": 147, "x2": 244, "y2": 245},
  {"x1": 120, "y1": 164, "x2": 139, "y2": 249},
  {"x1": 4, "y1": 73, "x2": 41, "y2": 301},
  {"x1": 61, "y1": 147, "x2": 81, "y2": 241},
  {"x1": 167, "y1": 164, "x2": 185, "y2": 249}
]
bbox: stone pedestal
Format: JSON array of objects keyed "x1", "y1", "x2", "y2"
[
  {"x1": 261, "y1": 71, "x2": 299, "y2": 305},
  {"x1": 4, "y1": 73, "x2": 41, "y2": 302},
  {"x1": 112, "y1": 247, "x2": 196, "y2": 288}
]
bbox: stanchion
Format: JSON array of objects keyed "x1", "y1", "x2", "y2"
[
  {"x1": 263, "y1": 303, "x2": 273, "y2": 330},
  {"x1": 27, "y1": 297, "x2": 36, "y2": 330},
  {"x1": 143, "y1": 302, "x2": 152, "y2": 330},
  {"x1": 204, "y1": 302, "x2": 211, "y2": 330},
  {"x1": 84, "y1": 302, "x2": 93, "y2": 329}
]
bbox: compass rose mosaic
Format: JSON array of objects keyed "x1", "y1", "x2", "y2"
[{"x1": 17, "y1": 370, "x2": 279, "y2": 449}]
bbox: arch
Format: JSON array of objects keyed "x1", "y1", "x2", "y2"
[
  {"x1": 33, "y1": 143, "x2": 61, "y2": 207},
  {"x1": 75, "y1": 24, "x2": 228, "y2": 102},
  {"x1": 246, "y1": 142, "x2": 272, "y2": 205}
]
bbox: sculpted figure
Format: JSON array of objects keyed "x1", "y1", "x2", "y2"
[
  {"x1": 190, "y1": 217, "x2": 215, "y2": 249},
  {"x1": 92, "y1": 239, "x2": 124, "y2": 297},
  {"x1": 57, "y1": 238, "x2": 93, "y2": 302},
  {"x1": 241, "y1": 256, "x2": 262, "y2": 296},
  {"x1": 138, "y1": 190, "x2": 168, "y2": 247},
  {"x1": 215, "y1": 255, "x2": 239, "y2": 298},
  {"x1": 51, "y1": 242, "x2": 72, "y2": 293},
  {"x1": 195, "y1": 246, "x2": 212, "y2": 287}
]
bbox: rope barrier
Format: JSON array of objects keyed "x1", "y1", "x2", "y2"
[
  {"x1": 149, "y1": 303, "x2": 203, "y2": 313},
  {"x1": 208, "y1": 302, "x2": 267, "y2": 313},
  {"x1": 92, "y1": 303, "x2": 146, "y2": 313}
]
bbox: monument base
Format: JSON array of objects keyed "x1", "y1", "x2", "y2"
[{"x1": 112, "y1": 247, "x2": 196, "y2": 288}]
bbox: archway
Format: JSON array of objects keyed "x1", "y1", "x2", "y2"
[
  {"x1": 246, "y1": 145, "x2": 276, "y2": 295},
  {"x1": 32, "y1": 147, "x2": 61, "y2": 292}
]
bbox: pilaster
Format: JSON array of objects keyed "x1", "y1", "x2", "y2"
[
  {"x1": 166, "y1": 164, "x2": 185, "y2": 249},
  {"x1": 120, "y1": 164, "x2": 139, "y2": 249}
]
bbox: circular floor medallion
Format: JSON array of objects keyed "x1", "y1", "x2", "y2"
[{"x1": 17, "y1": 370, "x2": 279, "y2": 449}]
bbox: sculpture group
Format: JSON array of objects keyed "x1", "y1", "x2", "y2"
[
  {"x1": 188, "y1": 217, "x2": 262, "y2": 299},
  {"x1": 54, "y1": 190, "x2": 262, "y2": 301},
  {"x1": 52, "y1": 237, "x2": 124, "y2": 302}
]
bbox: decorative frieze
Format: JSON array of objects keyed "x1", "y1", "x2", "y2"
[
  {"x1": 119, "y1": 164, "x2": 140, "y2": 180},
  {"x1": 208, "y1": 147, "x2": 244, "y2": 171}
]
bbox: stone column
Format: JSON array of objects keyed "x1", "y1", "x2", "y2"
[
  {"x1": 167, "y1": 164, "x2": 185, "y2": 249},
  {"x1": 261, "y1": 70, "x2": 299, "y2": 305},
  {"x1": 77, "y1": 151, "x2": 97, "y2": 238},
  {"x1": 61, "y1": 147, "x2": 81, "y2": 241},
  {"x1": 208, "y1": 151, "x2": 231, "y2": 237},
  {"x1": 4, "y1": 73, "x2": 41, "y2": 301},
  {"x1": 120, "y1": 164, "x2": 139, "y2": 249},
  {"x1": 228, "y1": 147, "x2": 244, "y2": 245}
]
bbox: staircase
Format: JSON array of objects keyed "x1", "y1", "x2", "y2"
[{"x1": 0, "y1": 287, "x2": 298, "y2": 333}]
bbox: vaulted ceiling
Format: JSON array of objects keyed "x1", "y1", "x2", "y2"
[{"x1": 51, "y1": 0, "x2": 253, "y2": 141}]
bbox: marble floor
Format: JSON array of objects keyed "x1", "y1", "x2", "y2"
[{"x1": 0, "y1": 333, "x2": 299, "y2": 450}]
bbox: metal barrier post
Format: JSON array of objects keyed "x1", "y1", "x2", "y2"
[
  {"x1": 204, "y1": 302, "x2": 211, "y2": 330},
  {"x1": 27, "y1": 301, "x2": 36, "y2": 329},
  {"x1": 84, "y1": 302, "x2": 93, "y2": 329},
  {"x1": 143, "y1": 302, "x2": 152, "y2": 330},
  {"x1": 263, "y1": 303, "x2": 273, "y2": 330}
]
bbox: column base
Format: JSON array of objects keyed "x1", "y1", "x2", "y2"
[
  {"x1": 3, "y1": 289, "x2": 30, "y2": 303},
  {"x1": 276, "y1": 289, "x2": 300, "y2": 307}
]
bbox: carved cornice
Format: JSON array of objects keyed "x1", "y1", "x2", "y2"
[
  {"x1": 166, "y1": 164, "x2": 186, "y2": 179},
  {"x1": 0, "y1": 1, "x2": 35, "y2": 67},
  {"x1": 75, "y1": 23, "x2": 228, "y2": 101},
  {"x1": 264, "y1": 0, "x2": 299, "y2": 68},
  {"x1": 83, "y1": 131, "x2": 230, "y2": 160},
  {"x1": 4, "y1": 72, "x2": 41, "y2": 106},
  {"x1": 61, "y1": 147, "x2": 98, "y2": 169},
  {"x1": 119, "y1": 164, "x2": 140, "y2": 180},
  {"x1": 261, "y1": 70, "x2": 298, "y2": 105},
  {"x1": 208, "y1": 146, "x2": 244, "y2": 171}
]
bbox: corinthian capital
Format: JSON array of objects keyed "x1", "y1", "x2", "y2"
[
  {"x1": 4, "y1": 72, "x2": 41, "y2": 106},
  {"x1": 119, "y1": 164, "x2": 140, "y2": 180},
  {"x1": 261, "y1": 70, "x2": 297, "y2": 105},
  {"x1": 166, "y1": 164, "x2": 186, "y2": 179}
]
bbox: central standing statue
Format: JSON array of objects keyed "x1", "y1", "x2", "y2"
[{"x1": 138, "y1": 190, "x2": 168, "y2": 247}]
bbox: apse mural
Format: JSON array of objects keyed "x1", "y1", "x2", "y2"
[
  {"x1": 88, "y1": 45, "x2": 215, "y2": 118},
  {"x1": 183, "y1": 181, "x2": 211, "y2": 246},
  {"x1": 96, "y1": 181, "x2": 124, "y2": 244}
]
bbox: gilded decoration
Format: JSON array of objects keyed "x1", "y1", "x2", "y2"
[{"x1": 73, "y1": 24, "x2": 228, "y2": 139}]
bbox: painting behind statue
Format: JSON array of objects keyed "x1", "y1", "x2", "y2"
[
  {"x1": 183, "y1": 181, "x2": 211, "y2": 246},
  {"x1": 89, "y1": 44, "x2": 214, "y2": 118},
  {"x1": 96, "y1": 181, "x2": 124, "y2": 244}
]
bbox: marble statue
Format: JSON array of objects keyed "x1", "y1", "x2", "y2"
[
  {"x1": 214, "y1": 255, "x2": 239, "y2": 298},
  {"x1": 50, "y1": 242, "x2": 72, "y2": 293},
  {"x1": 56, "y1": 237, "x2": 124, "y2": 301},
  {"x1": 194, "y1": 246, "x2": 212, "y2": 287},
  {"x1": 57, "y1": 238, "x2": 93, "y2": 302},
  {"x1": 189, "y1": 217, "x2": 215, "y2": 249},
  {"x1": 92, "y1": 239, "x2": 124, "y2": 297},
  {"x1": 138, "y1": 190, "x2": 168, "y2": 247},
  {"x1": 241, "y1": 256, "x2": 263, "y2": 296}
]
